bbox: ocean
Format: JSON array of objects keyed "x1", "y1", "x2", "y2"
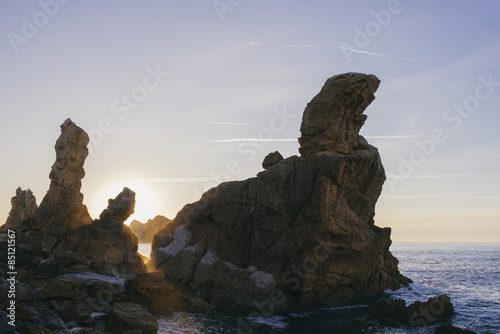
[{"x1": 137, "y1": 243, "x2": 500, "y2": 334}]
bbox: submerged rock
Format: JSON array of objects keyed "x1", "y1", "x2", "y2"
[
  {"x1": 108, "y1": 302, "x2": 159, "y2": 334},
  {"x1": 367, "y1": 294, "x2": 454, "y2": 327},
  {"x1": 125, "y1": 272, "x2": 210, "y2": 313},
  {"x1": 150, "y1": 72, "x2": 410, "y2": 311},
  {"x1": 435, "y1": 325, "x2": 477, "y2": 334}
]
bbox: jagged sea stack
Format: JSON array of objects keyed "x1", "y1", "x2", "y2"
[
  {"x1": 151, "y1": 73, "x2": 409, "y2": 310},
  {"x1": 37, "y1": 118, "x2": 93, "y2": 230}
]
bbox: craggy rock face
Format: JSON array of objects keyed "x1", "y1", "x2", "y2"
[
  {"x1": 1, "y1": 119, "x2": 144, "y2": 276},
  {"x1": 298, "y1": 72, "x2": 380, "y2": 155},
  {"x1": 1, "y1": 187, "x2": 38, "y2": 231},
  {"x1": 37, "y1": 118, "x2": 92, "y2": 230},
  {"x1": 150, "y1": 73, "x2": 409, "y2": 311}
]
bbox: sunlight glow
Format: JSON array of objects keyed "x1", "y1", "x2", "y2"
[{"x1": 91, "y1": 181, "x2": 162, "y2": 224}]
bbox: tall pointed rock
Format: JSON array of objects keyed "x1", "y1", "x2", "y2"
[{"x1": 37, "y1": 118, "x2": 92, "y2": 229}]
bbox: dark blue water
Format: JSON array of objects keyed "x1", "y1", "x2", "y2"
[{"x1": 157, "y1": 243, "x2": 500, "y2": 334}]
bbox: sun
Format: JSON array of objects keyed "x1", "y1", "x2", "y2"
[{"x1": 92, "y1": 182, "x2": 162, "y2": 225}]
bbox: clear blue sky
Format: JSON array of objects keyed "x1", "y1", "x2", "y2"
[{"x1": 1, "y1": 0, "x2": 499, "y2": 241}]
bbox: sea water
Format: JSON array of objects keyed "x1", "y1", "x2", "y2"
[{"x1": 138, "y1": 243, "x2": 500, "y2": 334}]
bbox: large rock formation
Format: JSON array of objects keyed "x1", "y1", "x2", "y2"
[
  {"x1": 37, "y1": 118, "x2": 92, "y2": 230},
  {"x1": 0, "y1": 119, "x2": 152, "y2": 332},
  {"x1": 1, "y1": 187, "x2": 38, "y2": 232},
  {"x1": 150, "y1": 72, "x2": 409, "y2": 311},
  {"x1": 129, "y1": 215, "x2": 172, "y2": 243}
]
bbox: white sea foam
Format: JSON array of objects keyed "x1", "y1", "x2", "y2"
[
  {"x1": 246, "y1": 315, "x2": 288, "y2": 329},
  {"x1": 60, "y1": 272, "x2": 125, "y2": 286}
]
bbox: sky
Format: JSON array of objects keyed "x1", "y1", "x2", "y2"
[{"x1": 1, "y1": 0, "x2": 499, "y2": 242}]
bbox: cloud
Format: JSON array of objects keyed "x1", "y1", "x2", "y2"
[
  {"x1": 233, "y1": 41, "x2": 262, "y2": 46},
  {"x1": 382, "y1": 194, "x2": 500, "y2": 200},
  {"x1": 129, "y1": 177, "x2": 231, "y2": 183},
  {"x1": 336, "y1": 46, "x2": 433, "y2": 62},
  {"x1": 279, "y1": 43, "x2": 432, "y2": 62},
  {"x1": 175, "y1": 120, "x2": 248, "y2": 126},
  {"x1": 210, "y1": 138, "x2": 297, "y2": 143},
  {"x1": 365, "y1": 135, "x2": 429, "y2": 139},
  {"x1": 280, "y1": 44, "x2": 321, "y2": 48},
  {"x1": 386, "y1": 173, "x2": 500, "y2": 180}
]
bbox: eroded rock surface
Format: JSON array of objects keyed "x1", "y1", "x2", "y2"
[
  {"x1": 150, "y1": 73, "x2": 409, "y2": 311},
  {"x1": 1, "y1": 187, "x2": 38, "y2": 232},
  {"x1": 37, "y1": 118, "x2": 92, "y2": 230},
  {"x1": 298, "y1": 72, "x2": 380, "y2": 155}
]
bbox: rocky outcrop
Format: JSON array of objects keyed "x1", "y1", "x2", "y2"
[
  {"x1": 298, "y1": 72, "x2": 380, "y2": 155},
  {"x1": 367, "y1": 294, "x2": 454, "y2": 328},
  {"x1": 129, "y1": 215, "x2": 172, "y2": 243},
  {"x1": 1, "y1": 188, "x2": 38, "y2": 232},
  {"x1": 0, "y1": 119, "x2": 151, "y2": 332},
  {"x1": 108, "y1": 302, "x2": 159, "y2": 334},
  {"x1": 73, "y1": 187, "x2": 144, "y2": 275},
  {"x1": 125, "y1": 272, "x2": 210, "y2": 313},
  {"x1": 150, "y1": 72, "x2": 409, "y2": 311},
  {"x1": 435, "y1": 326, "x2": 477, "y2": 334},
  {"x1": 262, "y1": 151, "x2": 284, "y2": 169},
  {"x1": 37, "y1": 118, "x2": 92, "y2": 230}
]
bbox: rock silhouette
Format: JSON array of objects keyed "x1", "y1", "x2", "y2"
[
  {"x1": 129, "y1": 215, "x2": 172, "y2": 243},
  {"x1": 150, "y1": 73, "x2": 410, "y2": 311},
  {"x1": 37, "y1": 118, "x2": 93, "y2": 230}
]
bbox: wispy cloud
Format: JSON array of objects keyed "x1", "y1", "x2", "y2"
[
  {"x1": 387, "y1": 174, "x2": 500, "y2": 180},
  {"x1": 382, "y1": 194, "x2": 500, "y2": 200},
  {"x1": 233, "y1": 41, "x2": 262, "y2": 46},
  {"x1": 129, "y1": 177, "x2": 231, "y2": 183},
  {"x1": 365, "y1": 135, "x2": 429, "y2": 139},
  {"x1": 336, "y1": 46, "x2": 432, "y2": 62},
  {"x1": 175, "y1": 120, "x2": 248, "y2": 126},
  {"x1": 210, "y1": 138, "x2": 297, "y2": 143},
  {"x1": 280, "y1": 44, "x2": 322, "y2": 48}
]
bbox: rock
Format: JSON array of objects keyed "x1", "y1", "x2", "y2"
[
  {"x1": 26, "y1": 304, "x2": 67, "y2": 330},
  {"x1": 150, "y1": 73, "x2": 409, "y2": 311},
  {"x1": 298, "y1": 72, "x2": 380, "y2": 155},
  {"x1": 393, "y1": 294, "x2": 454, "y2": 327},
  {"x1": 108, "y1": 302, "x2": 158, "y2": 334},
  {"x1": 125, "y1": 272, "x2": 210, "y2": 314},
  {"x1": 129, "y1": 215, "x2": 172, "y2": 243},
  {"x1": 73, "y1": 188, "x2": 144, "y2": 275},
  {"x1": 37, "y1": 118, "x2": 92, "y2": 230},
  {"x1": 435, "y1": 325, "x2": 477, "y2": 334},
  {"x1": 19, "y1": 322, "x2": 51, "y2": 334},
  {"x1": 1, "y1": 187, "x2": 38, "y2": 231},
  {"x1": 99, "y1": 188, "x2": 136, "y2": 229},
  {"x1": 262, "y1": 151, "x2": 284, "y2": 169},
  {"x1": 366, "y1": 298, "x2": 406, "y2": 317},
  {"x1": 30, "y1": 276, "x2": 87, "y2": 300}
]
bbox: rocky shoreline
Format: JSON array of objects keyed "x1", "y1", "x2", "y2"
[{"x1": 0, "y1": 73, "x2": 474, "y2": 333}]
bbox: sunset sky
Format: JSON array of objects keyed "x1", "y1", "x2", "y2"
[{"x1": 1, "y1": 0, "x2": 499, "y2": 242}]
